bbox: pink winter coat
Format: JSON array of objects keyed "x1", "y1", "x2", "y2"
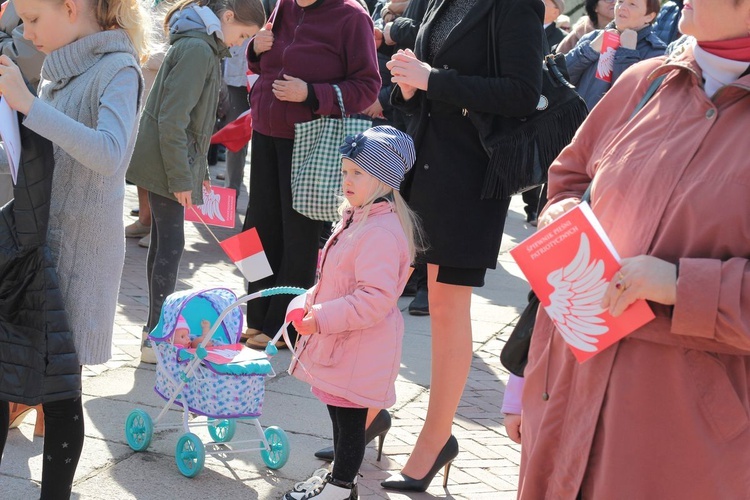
[
  {"x1": 288, "y1": 202, "x2": 410, "y2": 409},
  {"x1": 519, "y1": 48, "x2": 750, "y2": 499}
]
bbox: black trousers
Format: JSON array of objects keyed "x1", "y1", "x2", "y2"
[
  {"x1": 1, "y1": 397, "x2": 85, "y2": 500},
  {"x1": 521, "y1": 184, "x2": 548, "y2": 219},
  {"x1": 243, "y1": 131, "x2": 322, "y2": 345},
  {"x1": 522, "y1": 185, "x2": 542, "y2": 218}
]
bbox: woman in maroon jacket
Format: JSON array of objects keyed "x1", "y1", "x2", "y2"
[{"x1": 242, "y1": 0, "x2": 380, "y2": 349}]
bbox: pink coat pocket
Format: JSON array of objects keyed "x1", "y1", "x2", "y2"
[{"x1": 305, "y1": 332, "x2": 347, "y2": 367}]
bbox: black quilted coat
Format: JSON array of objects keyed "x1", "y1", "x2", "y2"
[{"x1": 0, "y1": 112, "x2": 81, "y2": 405}]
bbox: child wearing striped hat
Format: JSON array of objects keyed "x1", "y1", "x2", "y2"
[{"x1": 284, "y1": 126, "x2": 422, "y2": 500}]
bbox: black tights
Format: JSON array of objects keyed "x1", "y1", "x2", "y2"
[
  {"x1": 327, "y1": 405, "x2": 367, "y2": 483},
  {"x1": 0, "y1": 397, "x2": 85, "y2": 500},
  {"x1": 146, "y1": 191, "x2": 186, "y2": 330}
]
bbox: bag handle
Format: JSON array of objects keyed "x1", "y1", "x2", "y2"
[{"x1": 332, "y1": 84, "x2": 347, "y2": 117}]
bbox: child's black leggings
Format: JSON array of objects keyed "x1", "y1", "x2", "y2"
[
  {"x1": 327, "y1": 405, "x2": 368, "y2": 483},
  {"x1": 146, "y1": 191, "x2": 186, "y2": 330},
  {"x1": 0, "y1": 397, "x2": 85, "y2": 500}
]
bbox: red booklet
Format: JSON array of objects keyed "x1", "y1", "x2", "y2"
[
  {"x1": 510, "y1": 202, "x2": 655, "y2": 362},
  {"x1": 185, "y1": 186, "x2": 236, "y2": 228}
]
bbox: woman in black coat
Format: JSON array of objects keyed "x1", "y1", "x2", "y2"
[{"x1": 383, "y1": 0, "x2": 543, "y2": 491}]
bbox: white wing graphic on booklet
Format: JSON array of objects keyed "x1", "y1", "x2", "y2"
[
  {"x1": 200, "y1": 189, "x2": 225, "y2": 221},
  {"x1": 597, "y1": 47, "x2": 616, "y2": 79},
  {"x1": 546, "y1": 233, "x2": 609, "y2": 352}
]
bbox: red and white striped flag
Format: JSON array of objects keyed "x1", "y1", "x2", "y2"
[{"x1": 220, "y1": 228, "x2": 273, "y2": 282}]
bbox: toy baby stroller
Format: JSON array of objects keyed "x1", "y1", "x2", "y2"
[{"x1": 124, "y1": 286, "x2": 305, "y2": 477}]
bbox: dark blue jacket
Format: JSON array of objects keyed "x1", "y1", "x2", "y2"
[
  {"x1": 565, "y1": 23, "x2": 666, "y2": 109},
  {"x1": 652, "y1": 1, "x2": 683, "y2": 45}
]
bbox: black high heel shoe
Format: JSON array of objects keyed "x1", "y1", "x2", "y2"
[
  {"x1": 380, "y1": 435, "x2": 459, "y2": 492},
  {"x1": 314, "y1": 409, "x2": 391, "y2": 462}
]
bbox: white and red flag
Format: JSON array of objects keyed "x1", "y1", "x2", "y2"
[{"x1": 219, "y1": 228, "x2": 273, "y2": 282}]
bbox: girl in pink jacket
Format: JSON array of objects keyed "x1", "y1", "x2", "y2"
[{"x1": 286, "y1": 126, "x2": 421, "y2": 500}]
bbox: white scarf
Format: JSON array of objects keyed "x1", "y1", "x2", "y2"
[{"x1": 692, "y1": 40, "x2": 749, "y2": 98}]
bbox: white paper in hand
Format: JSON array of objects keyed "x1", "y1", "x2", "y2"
[{"x1": 0, "y1": 97, "x2": 21, "y2": 185}]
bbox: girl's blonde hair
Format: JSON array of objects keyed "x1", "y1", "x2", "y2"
[
  {"x1": 338, "y1": 181, "x2": 425, "y2": 264},
  {"x1": 90, "y1": 0, "x2": 155, "y2": 64},
  {"x1": 164, "y1": 0, "x2": 266, "y2": 33}
]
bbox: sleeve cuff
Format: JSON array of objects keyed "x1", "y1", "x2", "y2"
[
  {"x1": 581, "y1": 43, "x2": 600, "y2": 61},
  {"x1": 671, "y1": 258, "x2": 721, "y2": 340},
  {"x1": 501, "y1": 373, "x2": 524, "y2": 415},
  {"x1": 304, "y1": 83, "x2": 319, "y2": 111},
  {"x1": 311, "y1": 304, "x2": 327, "y2": 334}
]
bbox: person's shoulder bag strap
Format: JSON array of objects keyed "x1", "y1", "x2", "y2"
[{"x1": 581, "y1": 73, "x2": 667, "y2": 204}]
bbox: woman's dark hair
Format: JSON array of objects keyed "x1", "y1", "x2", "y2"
[
  {"x1": 164, "y1": 0, "x2": 266, "y2": 33},
  {"x1": 585, "y1": 0, "x2": 602, "y2": 27}
]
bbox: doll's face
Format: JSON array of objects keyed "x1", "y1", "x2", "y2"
[{"x1": 173, "y1": 327, "x2": 191, "y2": 346}]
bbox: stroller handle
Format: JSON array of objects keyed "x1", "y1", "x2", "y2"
[
  {"x1": 194, "y1": 287, "x2": 307, "y2": 351},
  {"x1": 258, "y1": 286, "x2": 308, "y2": 298}
]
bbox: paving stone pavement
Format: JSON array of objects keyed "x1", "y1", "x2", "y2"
[{"x1": 1, "y1": 160, "x2": 537, "y2": 499}]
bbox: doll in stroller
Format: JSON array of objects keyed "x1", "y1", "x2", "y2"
[{"x1": 124, "y1": 287, "x2": 304, "y2": 477}]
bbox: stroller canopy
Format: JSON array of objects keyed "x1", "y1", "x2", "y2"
[{"x1": 150, "y1": 288, "x2": 243, "y2": 345}]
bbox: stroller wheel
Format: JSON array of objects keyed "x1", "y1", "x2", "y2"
[
  {"x1": 260, "y1": 426, "x2": 290, "y2": 469},
  {"x1": 125, "y1": 409, "x2": 153, "y2": 452},
  {"x1": 207, "y1": 418, "x2": 237, "y2": 443},
  {"x1": 175, "y1": 433, "x2": 205, "y2": 478}
]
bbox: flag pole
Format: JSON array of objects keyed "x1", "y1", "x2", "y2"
[{"x1": 189, "y1": 206, "x2": 223, "y2": 246}]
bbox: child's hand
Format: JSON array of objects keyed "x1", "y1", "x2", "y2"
[
  {"x1": 253, "y1": 23, "x2": 274, "y2": 55},
  {"x1": 504, "y1": 413, "x2": 522, "y2": 444},
  {"x1": 293, "y1": 311, "x2": 318, "y2": 336},
  {"x1": 0, "y1": 55, "x2": 35, "y2": 115},
  {"x1": 174, "y1": 190, "x2": 192, "y2": 209}
]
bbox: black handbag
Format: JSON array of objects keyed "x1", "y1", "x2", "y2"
[
  {"x1": 473, "y1": 10, "x2": 589, "y2": 200},
  {"x1": 500, "y1": 291, "x2": 540, "y2": 377},
  {"x1": 499, "y1": 74, "x2": 667, "y2": 377}
]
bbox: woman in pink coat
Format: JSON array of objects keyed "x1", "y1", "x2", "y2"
[
  {"x1": 510, "y1": 0, "x2": 750, "y2": 497},
  {"x1": 286, "y1": 126, "x2": 422, "y2": 500}
]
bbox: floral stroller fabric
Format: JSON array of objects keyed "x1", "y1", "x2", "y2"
[{"x1": 149, "y1": 287, "x2": 268, "y2": 418}]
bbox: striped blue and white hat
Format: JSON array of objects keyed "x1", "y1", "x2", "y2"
[{"x1": 339, "y1": 125, "x2": 416, "y2": 191}]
